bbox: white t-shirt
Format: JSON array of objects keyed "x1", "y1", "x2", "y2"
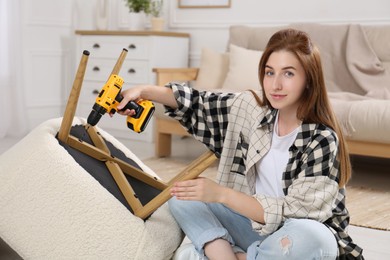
[{"x1": 255, "y1": 113, "x2": 299, "y2": 197}]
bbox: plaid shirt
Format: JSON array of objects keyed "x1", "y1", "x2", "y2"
[{"x1": 165, "y1": 82, "x2": 364, "y2": 259}]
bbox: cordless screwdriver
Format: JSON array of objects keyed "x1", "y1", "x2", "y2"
[{"x1": 87, "y1": 74, "x2": 155, "y2": 133}]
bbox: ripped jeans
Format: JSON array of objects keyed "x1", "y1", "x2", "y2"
[{"x1": 169, "y1": 198, "x2": 338, "y2": 260}]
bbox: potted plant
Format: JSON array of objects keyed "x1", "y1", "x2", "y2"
[
  {"x1": 124, "y1": 0, "x2": 151, "y2": 30},
  {"x1": 150, "y1": 0, "x2": 164, "y2": 31},
  {"x1": 124, "y1": 0, "x2": 150, "y2": 13}
]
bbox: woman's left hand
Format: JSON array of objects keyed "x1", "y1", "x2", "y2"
[{"x1": 170, "y1": 177, "x2": 225, "y2": 203}]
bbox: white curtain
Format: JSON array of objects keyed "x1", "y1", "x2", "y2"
[{"x1": 0, "y1": 0, "x2": 26, "y2": 138}]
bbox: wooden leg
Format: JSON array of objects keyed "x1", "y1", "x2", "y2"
[
  {"x1": 154, "y1": 117, "x2": 190, "y2": 157},
  {"x1": 58, "y1": 50, "x2": 89, "y2": 143},
  {"x1": 110, "y1": 48, "x2": 128, "y2": 78},
  {"x1": 155, "y1": 132, "x2": 172, "y2": 157}
]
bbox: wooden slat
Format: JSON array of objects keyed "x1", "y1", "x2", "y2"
[
  {"x1": 87, "y1": 126, "x2": 110, "y2": 154},
  {"x1": 135, "y1": 150, "x2": 217, "y2": 219},
  {"x1": 67, "y1": 135, "x2": 167, "y2": 190},
  {"x1": 106, "y1": 161, "x2": 143, "y2": 212},
  {"x1": 166, "y1": 150, "x2": 217, "y2": 186}
]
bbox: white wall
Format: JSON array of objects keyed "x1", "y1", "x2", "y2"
[
  {"x1": 19, "y1": 0, "x2": 390, "y2": 130},
  {"x1": 21, "y1": 0, "x2": 77, "y2": 129},
  {"x1": 73, "y1": 0, "x2": 390, "y2": 66},
  {"x1": 166, "y1": 0, "x2": 390, "y2": 65}
]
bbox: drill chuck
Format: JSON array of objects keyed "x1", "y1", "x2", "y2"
[{"x1": 87, "y1": 103, "x2": 107, "y2": 126}]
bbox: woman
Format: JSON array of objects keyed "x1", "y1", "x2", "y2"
[{"x1": 117, "y1": 29, "x2": 364, "y2": 259}]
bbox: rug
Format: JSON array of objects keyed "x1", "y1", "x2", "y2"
[
  {"x1": 144, "y1": 157, "x2": 390, "y2": 231},
  {"x1": 345, "y1": 186, "x2": 390, "y2": 231}
]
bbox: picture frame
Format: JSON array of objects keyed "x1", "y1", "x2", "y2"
[{"x1": 178, "y1": 0, "x2": 231, "y2": 8}]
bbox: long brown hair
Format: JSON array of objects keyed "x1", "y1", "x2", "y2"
[{"x1": 257, "y1": 29, "x2": 351, "y2": 187}]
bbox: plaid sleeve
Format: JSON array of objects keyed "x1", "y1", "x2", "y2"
[
  {"x1": 164, "y1": 82, "x2": 236, "y2": 154},
  {"x1": 252, "y1": 128, "x2": 340, "y2": 235}
]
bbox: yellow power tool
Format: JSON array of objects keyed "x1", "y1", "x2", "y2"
[{"x1": 87, "y1": 74, "x2": 155, "y2": 133}]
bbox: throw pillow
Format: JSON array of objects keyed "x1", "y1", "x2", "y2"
[
  {"x1": 193, "y1": 48, "x2": 229, "y2": 90},
  {"x1": 222, "y1": 44, "x2": 263, "y2": 92}
]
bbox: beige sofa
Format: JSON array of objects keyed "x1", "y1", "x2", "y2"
[{"x1": 153, "y1": 23, "x2": 390, "y2": 159}]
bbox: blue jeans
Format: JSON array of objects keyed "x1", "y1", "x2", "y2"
[{"x1": 169, "y1": 197, "x2": 338, "y2": 259}]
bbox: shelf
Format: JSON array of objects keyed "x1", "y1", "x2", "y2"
[{"x1": 75, "y1": 30, "x2": 190, "y2": 38}]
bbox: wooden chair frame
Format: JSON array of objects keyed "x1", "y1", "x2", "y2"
[{"x1": 57, "y1": 50, "x2": 217, "y2": 219}]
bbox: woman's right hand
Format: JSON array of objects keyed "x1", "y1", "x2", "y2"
[
  {"x1": 118, "y1": 84, "x2": 178, "y2": 113},
  {"x1": 116, "y1": 85, "x2": 146, "y2": 116}
]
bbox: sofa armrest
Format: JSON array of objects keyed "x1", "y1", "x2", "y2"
[
  {"x1": 153, "y1": 68, "x2": 199, "y2": 86},
  {"x1": 152, "y1": 68, "x2": 200, "y2": 119}
]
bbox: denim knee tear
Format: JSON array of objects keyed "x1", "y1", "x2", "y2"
[{"x1": 279, "y1": 235, "x2": 292, "y2": 255}]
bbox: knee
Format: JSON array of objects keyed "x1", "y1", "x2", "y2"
[
  {"x1": 288, "y1": 219, "x2": 335, "y2": 245},
  {"x1": 168, "y1": 197, "x2": 181, "y2": 215},
  {"x1": 279, "y1": 235, "x2": 292, "y2": 255},
  {"x1": 279, "y1": 219, "x2": 337, "y2": 258},
  {"x1": 168, "y1": 197, "x2": 193, "y2": 217},
  {"x1": 248, "y1": 219, "x2": 338, "y2": 259}
]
